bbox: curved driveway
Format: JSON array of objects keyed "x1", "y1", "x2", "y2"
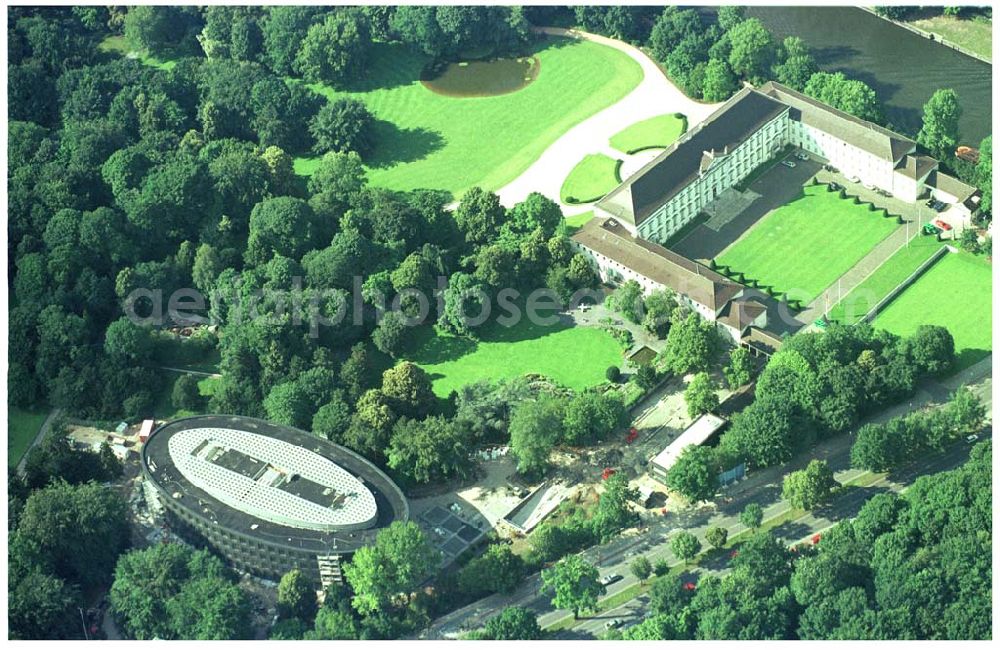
[{"x1": 496, "y1": 27, "x2": 723, "y2": 214}]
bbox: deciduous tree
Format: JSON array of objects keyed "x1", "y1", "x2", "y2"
[{"x1": 540, "y1": 555, "x2": 605, "y2": 619}]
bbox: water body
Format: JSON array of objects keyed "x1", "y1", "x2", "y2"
[
  {"x1": 746, "y1": 6, "x2": 992, "y2": 144},
  {"x1": 421, "y1": 56, "x2": 540, "y2": 98}
]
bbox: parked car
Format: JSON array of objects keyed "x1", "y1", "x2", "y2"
[
  {"x1": 934, "y1": 219, "x2": 952, "y2": 231},
  {"x1": 934, "y1": 201, "x2": 948, "y2": 212},
  {"x1": 846, "y1": 175, "x2": 861, "y2": 183},
  {"x1": 605, "y1": 619, "x2": 625, "y2": 630},
  {"x1": 828, "y1": 182, "x2": 843, "y2": 191},
  {"x1": 795, "y1": 151, "x2": 809, "y2": 161},
  {"x1": 781, "y1": 160, "x2": 796, "y2": 168},
  {"x1": 599, "y1": 574, "x2": 623, "y2": 587},
  {"x1": 922, "y1": 223, "x2": 941, "y2": 236},
  {"x1": 966, "y1": 434, "x2": 979, "y2": 444}
]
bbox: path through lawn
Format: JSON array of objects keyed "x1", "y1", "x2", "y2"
[
  {"x1": 717, "y1": 184, "x2": 899, "y2": 303},
  {"x1": 404, "y1": 319, "x2": 623, "y2": 397},
  {"x1": 872, "y1": 251, "x2": 991, "y2": 370},
  {"x1": 293, "y1": 38, "x2": 643, "y2": 196}
]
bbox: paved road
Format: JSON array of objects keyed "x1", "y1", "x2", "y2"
[
  {"x1": 419, "y1": 358, "x2": 990, "y2": 639},
  {"x1": 158, "y1": 366, "x2": 222, "y2": 378},
  {"x1": 495, "y1": 27, "x2": 722, "y2": 215},
  {"x1": 555, "y1": 430, "x2": 985, "y2": 638},
  {"x1": 15, "y1": 407, "x2": 63, "y2": 472}
]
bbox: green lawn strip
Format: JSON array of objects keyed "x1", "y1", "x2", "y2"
[
  {"x1": 717, "y1": 184, "x2": 899, "y2": 304},
  {"x1": 827, "y1": 236, "x2": 945, "y2": 324},
  {"x1": 98, "y1": 35, "x2": 178, "y2": 70},
  {"x1": 152, "y1": 373, "x2": 221, "y2": 421},
  {"x1": 403, "y1": 318, "x2": 623, "y2": 397},
  {"x1": 872, "y1": 250, "x2": 992, "y2": 370},
  {"x1": 293, "y1": 38, "x2": 643, "y2": 196},
  {"x1": 8, "y1": 407, "x2": 49, "y2": 467},
  {"x1": 560, "y1": 154, "x2": 621, "y2": 204},
  {"x1": 909, "y1": 14, "x2": 992, "y2": 61},
  {"x1": 562, "y1": 210, "x2": 595, "y2": 235},
  {"x1": 609, "y1": 113, "x2": 687, "y2": 154}
]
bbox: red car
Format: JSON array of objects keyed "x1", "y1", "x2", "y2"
[
  {"x1": 625, "y1": 427, "x2": 639, "y2": 445},
  {"x1": 811, "y1": 534, "x2": 822, "y2": 545},
  {"x1": 934, "y1": 219, "x2": 953, "y2": 231},
  {"x1": 683, "y1": 582, "x2": 697, "y2": 591},
  {"x1": 602, "y1": 467, "x2": 616, "y2": 481}
]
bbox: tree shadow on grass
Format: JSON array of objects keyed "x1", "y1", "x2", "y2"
[
  {"x1": 366, "y1": 119, "x2": 446, "y2": 169},
  {"x1": 342, "y1": 42, "x2": 427, "y2": 93}
]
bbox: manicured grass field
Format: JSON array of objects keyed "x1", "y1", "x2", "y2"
[
  {"x1": 827, "y1": 236, "x2": 945, "y2": 324},
  {"x1": 609, "y1": 113, "x2": 687, "y2": 154},
  {"x1": 717, "y1": 184, "x2": 899, "y2": 303},
  {"x1": 562, "y1": 210, "x2": 595, "y2": 235},
  {"x1": 560, "y1": 154, "x2": 621, "y2": 204},
  {"x1": 404, "y1": 319, "x2": 623, "y2": 397},
  {"x1": 293, "y1": 38, "x2": 643, "y2": 196},
  {"x1": 152, "y1": 373, "x2": 221, "y2": 421},
  {"x1": 8, "y1": 407, "x2": 48, "y2": 467},
  {"x1": 872, "y1": 251, "x2": 991, "y2": 370},
  {"x1": 98, "y1": 35, "x2": 177, "y2": 70}
]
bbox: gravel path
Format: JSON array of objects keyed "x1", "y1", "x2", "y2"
[{"x1": 495, "y1": 27, "x2": 722, "y2": 214}]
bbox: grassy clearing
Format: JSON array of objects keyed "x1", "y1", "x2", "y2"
[
  {"x1": 8, "y1": 407, "x2": 48, "y2": 467},
  {"x1": 717, "y1": 184, "x2": 898, "y2": 303},
  {"x1": 98, "y1": 35, "x2": 178, "y2": 70},
  {"x1": 560, "y1": 154, "x2": 621, "y2": 204},
  {"x1": 909, "y1": 14, "x2": 992, "y2": 61},
  {"x1": 609, "y1": 113, "x2": 687, "y2": 154},
  {"x1": 151, "y1": 373, "x2": 221, "y2": 421},
  {"x1": 827, "y1": 236, "x2": 946, "y2": 324},
  {"x1": 872, "y1": 250, "x2": 992, "y2": 370},
  {"x1": 294, "y1": 38, "x2": 643, "y2": 196},
  {"x1": 404, "y1": 319, "x2": 622, "y2": 397}
]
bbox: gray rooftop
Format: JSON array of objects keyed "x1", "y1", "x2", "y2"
[
  {"x1": 572, "y1": 216, "x2": 742, "y2": 312},
  {"x1": 596, "y1": 87, "x2": 790, "y2": 227},
  {"x1": 758, "y1": 81, "x2": 916, "y2": 163}
]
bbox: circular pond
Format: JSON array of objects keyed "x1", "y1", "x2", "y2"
[{"x1": 421, "y1": 56, "x2": 540, "y2": 98}]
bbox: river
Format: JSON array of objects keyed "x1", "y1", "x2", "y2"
[{"x1": 745, "y1": 6, "x2": 992, "y2": 145}]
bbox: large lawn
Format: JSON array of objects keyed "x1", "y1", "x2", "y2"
[
  {"x1": 872, "y1": 251, "x2": 992, "y2": 370},
  {"x1": 717, "y1": 184, "x2": 899, "y2": 303},
  {"x1": 560, "y1": 154, "x2": 620, "y2": 204},
  {"x1": 609, "y1": 113, "x2": 687, "y2": 154},
  {"x1": 293, "y1": 38, "x2": 643, "y2": 196},
  {"x1": 827, "y1": 236, "x2": 945, "y2": 324},
  {"x1": 403, "y1": 319, "x2": 623, "y2": 397},
  {"x1": 9, "y1": 407, "x2": 48, "y2": 467}
]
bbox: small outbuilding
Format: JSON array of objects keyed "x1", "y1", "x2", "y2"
[{"x1": 649, "y1": 413, "x2": 727, "y2": 484}]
